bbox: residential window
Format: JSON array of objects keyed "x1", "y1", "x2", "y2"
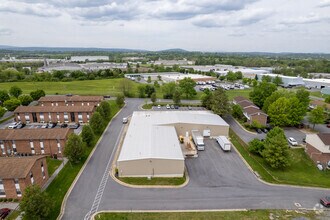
[
  {"x1": 64, "y1": 112, "x2": 68, "y2": 123},
  {"x1": 56, "y1": 112, "x2": 60, "y2": 121},
  {"x1": 30, "y1": 172, "x2": 34, "y2": 184},
  {"x1": 41, "y1": 162, "x2": 46, "y2": 179},
  {"x1": 87, "y1": 102, "x2": 90, "y2": 106},
  {"x1": 25, "y1": 113, "x2": 30, "y2": 123},
  {"x1": 30, "y1": 140, "x2": 35, "y2": 154},
  {"x1": 12, "y1": 140, "x2": 16, "y2": 153},
  {"x1": 0, "y1": 141, "x2": 5, "y2": 155},
  {"x1": 71, "y1": 103, "x2": 74, "y2": 106},
  {"x1": 57, "y1": 139, "x2": 61, "y2": 154},
  {"x1": 78, "y1": 112, "x2": 83, "y2": 123},
  {"x1": 51, "y1": 102, "x2": 54, "y2": 106},
  {"x1": 14, "y1": 179, "x2": 21, "y2": 197},
  {"x1": 40, "y1": 140, "x2": 44, "y2": 154},
  {"x1": 55, "y1": 102, "x2": 58, "y2": 106},
  {"x1": 40, "y1": 113, "x2": 44, "y2": 123},
  {"x1": 17, "y1": 114, "x2": 21, "y2": 121},
  {"x1": 48, "y1": 112, "x2": 52, "y2": 121},
  {"x1": 82, "y1": 102, "x2": 84, "y2": 106},
  {"x1": 0, "y1": 179, "x2": 5, "y2": 197},
  {"x1": 87, "y1": 113, "x2": 90, "y2": 120}
]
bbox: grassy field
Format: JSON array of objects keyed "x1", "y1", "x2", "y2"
[
  {"x1": 230, "y1": 129, "x2": 330, "y2": 187},
  {"x1": 45, "y1": 100, "x2": 120, "y2": 220},
  {"x1": 0, "y1": 79, "x2": 139, "y2": 96},
  {"x1": 46, "y1": 157, "x2": 63, "y2": 176},
  {"x1": 118, "y1": 176, "x2": 186, "y2": 186},
  {"x1": 95, "y1": 209, "x2": 319, "y2": 220},
  {"x1": 310, "y1": 91, "x2": 323, "y2": 98},
  {"x1": 6, "y1": 210, "x2": 20, "y2": 220},
  {"x1": 0, "y1": 115, "x2": 14, "y2": 124},
  {"x1": 226, "y1": 89, "x2": 252, "y2": 100}
]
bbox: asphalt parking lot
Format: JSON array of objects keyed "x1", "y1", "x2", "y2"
[
  {"x1": 186, "y1": 138, "x2": 258, "y2": 187},
  {"x1": 0, "y1": 122, "x2": 82, "y2": 134},
  {"x1": 152, "y1": 106, "x2": 205, "y2": 111}
]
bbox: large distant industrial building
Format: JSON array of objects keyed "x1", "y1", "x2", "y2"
[
  {"x1": 70, "y1": 56, "x2": 109, "y2": 62},
  {"x1": 117, "y1": 111, "x2": 229, "y2": 177}
]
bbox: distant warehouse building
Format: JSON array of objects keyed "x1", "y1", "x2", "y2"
[
  {"x1": 256, "y1": 73, "x2": 305, "y2": 87},
  {"x1": 303, "y1": 78, "x2": 330, "y2": 89},
  {"x1": 117, "y1": 111, "x2": 229, "y2": 177},
  {"x1": 14, "y1": 105, "x2": 95, "y2": 124},
  {"x1": 70, "y1": 56, "x2": 109, "y2": 62}
]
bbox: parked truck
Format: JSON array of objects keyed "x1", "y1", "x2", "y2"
[
  {"x1": 191, "y1": 130, "x2": 205, "y2": 151},
  {"x1": 216, "y1": 136, "x2": 231, "y2": 152}
]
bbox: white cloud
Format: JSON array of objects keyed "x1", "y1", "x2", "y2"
[
  {"x1": 319, "y1": 0, "x2": 330, "y2": 7},
  {"x1": 0, "y1": 28, "x2": 12, "y2": 36},
  {"x1": 280, "y1": 13, "x2": 330, "y2": 25},
  {"x1": 0, "y1": 1, "x2": 61, "y2": 17}
]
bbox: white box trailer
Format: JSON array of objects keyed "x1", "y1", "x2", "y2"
[
  {"x1": 216, "y1": 136, "x2": 231, "y2": 152},
  {"x1": 191, "y1": 130, "x2": 205, "y2": 151}
]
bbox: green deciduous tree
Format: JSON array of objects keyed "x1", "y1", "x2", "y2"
[
  {"x1": 262, "y1": 90, "x2": 295, "y2": 113},
  {"x1": 138, "y1": 85, "x2": 145, "y2": 98},
  {"x1": 162, "y1": 82, "x2": 177, "y2": 99},
  {"x1": 145, "y1": 85, "x2": 155, "y2": 98},
  {"x1": 210, "y1": 88, "x2": 231, "y2": 116},
  {"x1": 261, "y1": 75, "x2": 272, "y2": 82},
  {"x1": 0, "y1": 90, "x2": 10, "y2": 104},
  {"x1": 178, "y1": 77, "x2": 197, "y2": 99},
  {"x1": 201, "y1": 89, "x2": 213, "y2": 109},
  {"x1": 153, "y1": 80, "x2": 160, "y2": 88},
  {"x1": 147, "y1": 76, "x2": 152, "y2": 83},
  {"x1": 0, "y1": 107, "x2": 6, "y2": 118},
  {"x1": 81, "y1": 125, "x2": 95, "y2": 147},
  {"x1": 99, "y1": 101, "x2": 111, "y2": 120},
  {"x1": 272, "y1": 75, "x2": 283, "y2": 86},
  {"x1": 249, "y1": 82, "x2": 277, "y2": 108},
  {"x1": 64, "y1": 133, "x2": 85, "y2": 164},
  {"x1": 19, "y1": 94, "x2": 33, "y2": 106},
  {"x1": 30, "y1": 89, "x2": 46, "y2": 100},
  {"x1": 20, "y1": 185, "x2": 53, "y2": 220},
  {"x1": 120, "y1": 78, "x2": 133, "y2": 97},
  {"x1": 116, "y1": 94, "x2": 125, "y2": 107},
  {"x1": 268, "y1": 97, "x2": 305, "y2": 127},
  {"x1": 90, "y1": 112, "x2": 104, "y2": 135},
  {"x1": 325, "y1": 96, "x2": 330, "y2": 104},
  {"x1": 232, "y1": 104, "x2": 244, "y2": 120},
  {"x1": 3, "y1": 98, "x2": 21, "y2": 111},
  {"x1": 295, "y1": 88, "x2": 310, "y2": 111},
  {"x1": 9, "y1": 86, "x2": 22, "y2": 98},
  {"x1": 173, "y1": 89, "x2": 181, "y2": 105},
  {"x1": 248, "y1": 138, "x2": 264, "y2": 156},
  {"x1": 308, "y1": 106, "x2": 326, "y2": 129},
  {"x1": 151, "y1": 92, "x2": 157, "y2": 104},
  {"x1": 262, "y1": 127, "x2": 290, "y2": 169}
]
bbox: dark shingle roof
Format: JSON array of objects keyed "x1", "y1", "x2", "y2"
[
  {"x1": 318, "y1": 133, "x2": 330, "y2": 145},
  {"x1": 244, "y1": 106, "x2": 268, "y2": 116},
  {"x1": 0, "y1": 156, "x2": 45, "y2": 179},
  {"x1": 233, "y1": 96, "x2": 249, "y2": 103},
  {"x1": 238, "y1": 100, "x2": 258, "y2": 109},
  {"x1": 14, "y1": 105, "x2": 95, "y2": 113}
]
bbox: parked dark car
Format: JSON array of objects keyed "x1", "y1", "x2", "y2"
[
  {"x1": 68, "y1": 123, "x2": 80, "y2": 129},
  {"x1": 327, "y1": 124, "x2": 330, "y2": 128},
  {"x1": 174, "y1": 105, "x2": 179, "y2": 109},
  {"x1": 0, "y1": 208, "x2": 11, "y2": 219},
  {"x1": 320, "y1": 196, "x2": 330, "y2": 207},
  {"x1": 48, "y1": 122, "x2": 57, "y2": 128},
  {"x1": 262, "y1": 128, "x2": 268, "y2": 133},
  {"x1": 16, "y1": 123, "x2": 25, "y2": 129},
  {"x1": 256, "y1": 128, "x2": 262, "y2": 134},
  {"x1": 60, "y1": 123, "x2": 68, "y2": 128}
]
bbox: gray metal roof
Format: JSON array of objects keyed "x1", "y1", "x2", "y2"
[{"x1": 117, "y1": 111, "x2": 229, "y2": 162}]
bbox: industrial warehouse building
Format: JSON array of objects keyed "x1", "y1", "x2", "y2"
[{"x1": 117, "y1": 111, "x2": 229, "y2": 177}]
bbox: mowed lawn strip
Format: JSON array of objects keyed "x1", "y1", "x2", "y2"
[
  {"x1": 95, "y1": 210, "x2": 319, "y2": 220},
  {"x1": 46, "y1": 157, "x2": 63, "y2": 176},
  {"x1": 230, "y1": 129, "x2": 330, "y2": 188},
  {"x1": 118, "y1": 176, "x2": 186, "y2": 186},
  {"x1": 226, "y1": 89, "x2": 252, "y2": 101},
  {"x1": 45, "y1": 100, "x2": 120, "y2": 220}
]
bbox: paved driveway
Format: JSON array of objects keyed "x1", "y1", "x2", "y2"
[{"x1": 62, "y1": 100, "x2": 330, "y2": 220}]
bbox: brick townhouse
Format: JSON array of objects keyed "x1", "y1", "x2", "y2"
[
  {"x1": 0, "y1": 128, "x2": 72, "y2": 158},
  {"x1": 38, "y1": 95, "x2": 103, "y2": 107},
  {"x1": 305, "y1": 133, "x2": 330, "y2": 167},
  {"x1": 14, "y1": 105, "x2": 95, "y2": 124},
  {"x1": 0, "y1": 156, "x2": 48, "y2": 199},
  {"x1": 233, "y1": 96, "x2": 268, "y2": 126}
]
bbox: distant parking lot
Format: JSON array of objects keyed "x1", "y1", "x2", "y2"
[
  {"x1": 152, "y1": 105, "x2": 205, "y2": 111},
  {"x1": 1, "y1": 122, "x2": 83, "y2": 134}
]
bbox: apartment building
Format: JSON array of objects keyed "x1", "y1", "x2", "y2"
[{"x1": 38, "y1": 95, "x2": 103, "y2": 107}]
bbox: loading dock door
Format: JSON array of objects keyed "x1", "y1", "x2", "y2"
[{"x1": 203, "y1": 130, "x2": 211, "y2": 137}]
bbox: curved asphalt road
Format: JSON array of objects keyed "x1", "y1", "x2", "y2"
[{"x1": 62, "y1": 98, "x2": 330, "y2": 220}]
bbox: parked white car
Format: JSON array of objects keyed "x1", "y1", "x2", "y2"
[
  {"x1": 288, "y1": 137, "x2": 298, "y2": 146},
  {"x1": 8, "y1": 122, "x2": 21, "y2": 129}
]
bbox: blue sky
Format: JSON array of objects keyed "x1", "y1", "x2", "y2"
[{"x1": 0, "y1": 0, "x2": 329, "y2": 53}]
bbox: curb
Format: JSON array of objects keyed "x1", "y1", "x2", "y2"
[
  {"x1": 57, "y1": 105, "x2": 125, "y2": 220},
  {"x1": 232, "y1": 117, "x2": 256, "y2": 135},
  {"x1": 91, "y1": 209, "x2": 248, "y2": 219}
]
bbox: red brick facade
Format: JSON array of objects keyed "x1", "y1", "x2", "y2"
[
  {"x1": 305, "y1": 143, "x2": 330, "y2": 166},
  {"x1": 38, "y1": 95, "x2": 103, "y2": 107},
  {"x1": 249, "y1": 114, "x2": 268, "y2": 126},
  {"x1": 15, "y1": 111, "x2": 92, "y2": 124},
  {"x1": 0, "y1": 157, "x2": 49, "y2": 199}
]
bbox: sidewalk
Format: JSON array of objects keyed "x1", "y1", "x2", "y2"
[
  {"x1": 0, "y1": 111, "x2": 13, "y2": 121},
  {"x1": 42, "y1": 158, "x2": 68, "y2": 190}
]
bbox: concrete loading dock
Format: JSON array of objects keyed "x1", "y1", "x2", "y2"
[{"x1": 117, "y1": 111, "x2": 229, "y2": 177}]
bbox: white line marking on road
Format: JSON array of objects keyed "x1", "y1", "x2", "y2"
[{"x1": 84, "y1": 124, "x2": 125, "y2": 220}]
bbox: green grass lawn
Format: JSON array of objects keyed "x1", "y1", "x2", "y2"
[
  {"x1": 45, "y1": 100, "x2": 120, "y2": 220},
  {"x1": 226, "y1": 89, "x2": 252, "y2": 101},
  {"x1": 46, "y1": 157, "x2": 63, "y2": 176},
  {"x1": 310, "y1": 91, "x2": 323, "y2": 98},
  {"x1": 118, "y1": 176, "x2": 186, "y2": 186},
  {"x1": 230, "y1": 129, "x2": 330, "y2": 187},
  {"x1": 95, "y1": 209, "x2": 319, "y2": 220},
  {"x1": 0, "y1": 115, "x2": 14, "y2": 124},
  {"x1": 0, "y1": 79, "x2": 139, "y2": 96},
  {"x1": 6, "y1": 210, "x2": 20, "y2": 220}
]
